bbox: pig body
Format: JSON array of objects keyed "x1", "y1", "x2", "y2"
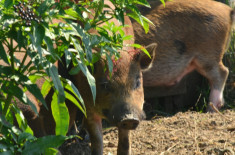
[{"x1": 133, "y1": 0, "x2": 233, "y2": 111}]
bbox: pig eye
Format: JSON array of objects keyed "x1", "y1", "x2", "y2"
[
  {"x1": 100, "y1": 81, "x2": 109, "y2": 89},
  {"x1": 134, "y1": 75, "x2": 141, "y2": 89},
  {"x1": 99, "y1": 80, "x2": 111, "y2": 91}
]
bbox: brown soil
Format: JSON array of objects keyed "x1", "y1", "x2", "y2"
[{"x1": 59, "y1": 109, "x2": 235, "y2": 155}]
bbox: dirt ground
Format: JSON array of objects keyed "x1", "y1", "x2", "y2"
[{"x1": 59, "y1": 109, "x2": 235, "y2": 155}]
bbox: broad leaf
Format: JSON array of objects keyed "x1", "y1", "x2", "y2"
[
  {"x1": 41, "y1": 79, "x2": 52, "y2": 97},
  {"x1": 127, "y1": 12, "x2": 150, "y2": 33},
  {"x1": 19, "y1": 74, "x2": 48, "y2": 110},
  {"x1": 77, "y1": 60, "x2": 96, "y2": 104},
  {"x1": 44, "y1": 36, "x2": 58, "y2": 61},
  {"x1": 18, "y1": 132, "x2": 36, "y2": 144},
  {"x1": 47, "y1": 65, "x2": 65, "y2": 103},
  {"x1": 1, "y1": 83, "x2": 38, "y2": 115},
  {"x1": 51, "y1": 92, "x2": 69, "y2": 136},
  {"x1": 44, "y1": 148, "x2": 59, "y2": 155},
  {"x1": 22, "y1": 135, "x2": 67, "y2": 155},
  {"x1": 63, "y1": 79, "x2": 86, "y2": 117},
  {"x1": 35, "y1": 25, "x2": 45, "y2": 47},
  {"x1": 12, "y1": 104, "x2": 34, "y2": 135}
]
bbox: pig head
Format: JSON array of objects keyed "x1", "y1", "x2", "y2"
[
  {"x1": 67, "y1": 43, "x2": 156, "y2": 155},
  {"x1": 133, "y1": 0, "x2": 233, "y2": 112}
]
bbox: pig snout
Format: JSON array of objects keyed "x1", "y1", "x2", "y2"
[
  {"x1": 105, "y1": 103, "x2": 146, "y2": 130},
  {"x1": 118, "y1": 114, "x2": 140, "y2": 130}
]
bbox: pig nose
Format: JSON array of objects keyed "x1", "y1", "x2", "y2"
[{"x1": 119, "y1": 118, "x2": 140, "y2": 130}]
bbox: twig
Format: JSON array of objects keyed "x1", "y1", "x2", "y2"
[
  {"x1": 160, "y1": 142, "x2": 178, "y2": 155},
  {"x1": 209, "y1": 102, "x2": 230, "y2": 120}
]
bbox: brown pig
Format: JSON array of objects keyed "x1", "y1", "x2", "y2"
[
  {"x1": 20, "y1": 41, "x2": 155, "y2": 155},
  {"x1": 133, "y1": 0, "x2": 234, "y2": 112}
]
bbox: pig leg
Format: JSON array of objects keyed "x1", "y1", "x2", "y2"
[
  {"x1": 117, "y1": 128, "x2": 131, "y2": 155},
  {"x1": 195, "y1": 61, "x2": 229, "y2": 112},
  {"x1": 207, "y1": 63, "x2": 228, "y2": 112},
  {"x1": 84, "y1": 114, "x2": 103, "y2": 155}
]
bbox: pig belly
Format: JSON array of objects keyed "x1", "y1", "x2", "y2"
[
  {"x1": 167, "y1": 63, "x2": 196, "y2": 86},
  {"x1": 143, "y1": 60, "x2": 196, "y2": 87}
]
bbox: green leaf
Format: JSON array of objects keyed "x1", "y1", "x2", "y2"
[
  {"x1": 4, "y1": 0, "x2": 13, "y2": 8},
  {"x1": 44, "y1": 36, "x2": 57, "y2": 61},
  {"x1": 47, "y1": 65, "x2": 65, "y2": 103},
  {"x1": 160, "y1": 0, "x2": 166, "y2": 7},
  {"x1": 22, "y1": 135, "x2": 67, "y2": 155},
  {"x1": 133, "y1": 0, "x2": 150, "y2": 7},
  {"x1": 131, "y1": 43, "x2": 151, "y2": 58},
  {"x1": 1, "y1": 83, "x2": 38, "y2": 115},
  {"x1": 128, "y1": 5, "x2": 143, "y2": 25},
  {"x1": 35, "y1": 25, "x2": 45, "y2": 47},
  {"x1": 0, "y1": 150, "x2": 13, "y2": 155},
  {"x1": 77, "y1": 60, "x2": 96, "y2": 104},
  {"x1": 36, "y1": 1, "x2": 48, "y2": 15},
  {"x1": 0, "y1": 113, "x2": 13, "y2": 128},
  {"x1": 0, "y1": 41, "x2": 9, "y2": 65},
  {"x1": 93, "y1": 0, "x2": 104, "y2": 22},
  {"x1": 51, "y1": 92, "x2": 69, "y2": 136},
  {"x1": 19, "y1": 74, "x2": 48, "y2": 110},
  {"x1": 63, "y1": 79, "x2": 86, "y2": 117},
  {"x1": 64, "y1": 49, "x2": 72, "y2": 68},
  {"x1": 41, "y1": 80, "x2": 52, "y2": 97},
  {"x1": 106, "y1": 52, "x2": 113, "y2": 77},
  {"x1": 64, "y1": 91, "x2": 86, "y2": 116},
  {"x1": 65, "y1": 8, "x2": 82, "y2": 20},
  {"x1": 12, "y1": 104, "x2": 34, "y2": 135},
  {"x1": 44, "y1": 148, "x2": 59, "y2": 155},
  {"x1": 69, "y1": 65, "x2": 81, "y2": 75},
  {"x1": 70, "y1": 23, "x2": 84, "y2": 38},
  {"x1": 142, "y1": 15, "x2": 154, "y2": 27},
  {"x1": 115, "y1": 8, "x2": 125, "y2": 25},
  {"x1": 18, "y1": 132, "x2": 36, "y2": 144},
  {"x1": 23, "y1": 83, "x2": 47, "y2": 110},
  {"x1": 17, "y1": 29, "x2": 26, "y2": 50},
  {"x1": 0, "y1": 66, "x2": 11, "y2": 76},
  {"x1": 127, "y1": 12, "x2": 150, "y2": 33},
  {"x1": 122, "y1": 35, "x2": 133, "y2": 41}
]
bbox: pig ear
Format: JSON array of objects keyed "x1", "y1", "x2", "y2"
[{"x1": 137, "y1": 43, "x2": 157, "y2": 71}]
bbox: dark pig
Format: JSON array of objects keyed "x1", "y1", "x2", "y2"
[
  {"x1": 26, "y1": 40, "x2": 155, "y2": 155},
  {"x1": 133, "y1": 0, "x2": 234, "y2": 112}
]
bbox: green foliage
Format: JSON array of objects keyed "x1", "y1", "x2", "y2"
[{"x1": 0, "y1": 0, "x2": 153, "y2": 154}]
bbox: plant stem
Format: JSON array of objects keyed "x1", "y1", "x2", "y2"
[
  {"x1": 10, "y1": 38, "x2": 14, "y2": 72},
  {"x1": 18, "y1": 51, "x2": 28, "y2": 73}
]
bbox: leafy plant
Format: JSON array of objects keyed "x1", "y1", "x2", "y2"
[{"x1": 0, "y1": 0, "x2": 157, "y2": 154}]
